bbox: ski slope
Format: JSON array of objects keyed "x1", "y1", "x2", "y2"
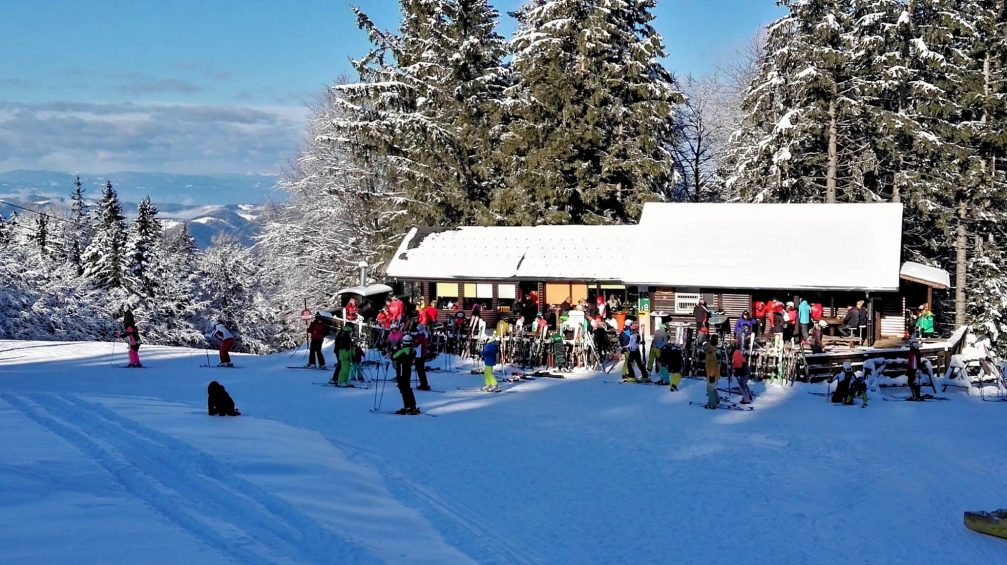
[{"x1": 2, "y1": 339, "x2": 1006, "y2": 564}]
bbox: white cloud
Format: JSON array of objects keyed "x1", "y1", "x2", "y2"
[{"x1": 0, "y1": 101, "x2": 309, "y2": 174}]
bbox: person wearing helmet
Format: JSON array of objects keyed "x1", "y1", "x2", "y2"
[
  {"x1": 306, "y1": 313, "x2": 329, "y2": 368},
  {"x1": 647, "y1": 324, "x2": 667, "y2": 375},
  {"x1": 622, "y1": 321, "x2": 647, "y2": 382},
  {"x1": 906, "y1": 339, "x2": 923, "y2": 400},
  {"x1": 480, "y1": 335, "x2": 500, "y2": 391},
  {"x1": 392, "y1": 333, "x2": 420, "y2": 414},
  {"x1": 331, "y1": 324, "x2": 355, "y2": 385},
  {"x1": 831, "y1": 362, "x2": 868, "y2": 406}
]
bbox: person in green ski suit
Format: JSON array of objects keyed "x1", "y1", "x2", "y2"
[{"x1": 332, "y1": 324, "x2": 354, "y2": 386}]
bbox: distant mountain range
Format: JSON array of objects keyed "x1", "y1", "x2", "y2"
[{"x1": 0, "y1": 170, "x2": 282, "y2": 248}]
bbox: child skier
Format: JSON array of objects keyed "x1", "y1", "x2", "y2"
[
  {"x1": 414, "y1": 324, "x2": 431, "y2": 391},
  {"x1": 622, "y1": 322, "x2": 647, "y2": 382},
  {"x1": 480, "y1": 335, "x2": 500, "y2": 392},
  {"x1": 392, "y1": 333, "x2": 419, "y2": 414},
  {"x1": 731, "y1": 347, "x2": 753, "y2": 404},
  {"x1": 647, "y1": 325, "x2": 667, "y2": 375},
  {"x1": 665, "y1": 344, "x2": 683, "y2": 391},
  {"x1": 704, "y1": 335, "x2": 721, "y2": 408},
  {"x1": 831, "y1": 362, "x2": 869, "y2": 406},
  {"x1": 117, "y1": 325, "x2": 142, "y2": 368}
]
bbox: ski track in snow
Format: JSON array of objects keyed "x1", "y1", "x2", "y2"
[
  {"x1": 4, "y1": 340, "x2": 1007, "y2": 563},
  {"x1": 2, "y1": 392, "x2": 368, "y2": 565}
]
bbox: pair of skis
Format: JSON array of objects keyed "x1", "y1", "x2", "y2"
[{"x1": 689, "y1": 400, "x2": 754, "y2": 412}]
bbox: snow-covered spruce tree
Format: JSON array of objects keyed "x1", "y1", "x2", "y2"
[
  {"x1": 125, "y1": 197, "x2": 162, "y2": 297},
  {"x1": 726, "y1": 0, "x2": 856, "y2": 203},
  {"x1": 82, "y1": 181, "x2": 128, "y2": 289},
  {"x1": 498, "y1": 0, "x2": 682, "y2": 224},
  {"x1": 332, "y1": 0, "x2": 507, "y2": 229},
  {"x1": 30, "y1": 213, "x2": 49, "y2": 257},
  {"x1": 199, "y1": 233, "x2": 283, "y2": 353},
  {"x1": 141, "y1": 222, "x2": 207, "y2": 347},
  {"x1": 66, "y1": 175, "x2": 91, "y2": 275}
]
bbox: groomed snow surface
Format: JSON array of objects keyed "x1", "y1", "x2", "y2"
[{"x1": 2, "y1": 340, "x2": 1006, "y2": 564}]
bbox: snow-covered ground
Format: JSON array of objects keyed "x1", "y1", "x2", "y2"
[{"x1": 2, "y1": 340, "x2": 1006, "y2": 564}]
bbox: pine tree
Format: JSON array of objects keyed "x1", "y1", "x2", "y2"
[
  {"x1": 126, "y1": 197, "x2": 162, "y2": 296},
  {"x1": 499, "y1": 0, "x2": 682, "y2": 224},
  {"x1": 31, "y1": 213, "x2": 49, "y2": 257},
  {"x1": 82, "y1": 181, "x2": 128, "y2": 288},
  {"x1": 67, "y1": 175, "x2": 91, "y2": 275}
]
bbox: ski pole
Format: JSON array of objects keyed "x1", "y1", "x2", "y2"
[
  {"x1": 205, "y1": 347, "x2": 212, "y2": 368},
  {"x1": 110, "y1": 337, "x2": 118, "y2": 367}
]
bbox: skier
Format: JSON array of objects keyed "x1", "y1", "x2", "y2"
[
  {"x1": 704, "y1": 335, "x2": 721, "y2": 408},
  {"x1": 663, "y1": 343, "x2": 684, "y2": 391},
  {"x1": 414, "y1": 324, "x2": 431, "y2": 391},
  {"x1": 647, "y1": 325, "x2": 667, "y2": 375},
  {"x1": 831, "y1": 362, "x2": 868, "y2": 406},
  {"x1": 305, "y1": 313, "x2": 328, "y2": 368},
  {"x1": 121, "y1": 304, "x2": 135, "y2": 331},
  {"x1": 480, "y1": 335, "x2": 500, "y2": 392},
  {"x1": 116, "y1": 324, "x2": 142, "y2": 368},
  {"x1": 392, "y1": 333, "x2": 419, "y2": 414},
  {"x1": 906, "y1": 339, "x2": 923, "y2": 400},
  {"x1": 387, "y1": 295, "x2": 404, "y2": 325},
  {"x1": 620, "y1": 324, "x2": 644, "y2": 380},
  {"x1": 209, "y1": 321, "x2": 236, "y2": 367},
  {"x1": 332, "y1": 324, "x2": 354, "y2": 386},
  {"x1": 731, "y1": 347, "x2": 753, "y2": 404}
]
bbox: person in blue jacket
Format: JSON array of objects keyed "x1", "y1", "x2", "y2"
[
  {"x1": 481, "y1": 335, "x2": 500, "y2": 392},
  {"x1": 798, "y1": 297, "x2": 812, "y2": 341},
  {"x1": 734, "y1": 310, "x2": 757, "y2": 349}
]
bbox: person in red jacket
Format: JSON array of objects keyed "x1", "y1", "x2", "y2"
[
  {"x1": 417, "y1": 299, "x2": 434, "y2": 326},
  {"x1": 376, "y1": 307, "x2": 392, "y2": 330},
  {"x1": 423, "y1": 301, "x2": 438, "y2": 327},
  {"x1": 764, "y1": 299, "x2": 777, "y2": 335},
  {"x1": 753, "y1": 301, "x2": 766, "y2": 335},
  {"x1": 345, "y1": 298, "x2": 359, "y2": 321},
  {"x1": 387, "y1": 296, "x2": 404, "y2": 323},
  {"x1": 305, "y1": 314, "x2": 328, "y2": 368}
]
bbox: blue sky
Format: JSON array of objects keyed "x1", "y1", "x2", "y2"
[{"x1": 0, "y1": 0, "x2": 783, "y2": 175}]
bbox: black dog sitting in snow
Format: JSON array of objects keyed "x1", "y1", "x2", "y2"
[{"x1": 207, "y1": 380, "x2": 241, "y2": 416}]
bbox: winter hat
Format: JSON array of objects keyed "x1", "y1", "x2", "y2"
[
  {"x1": 401, "y1": 334, "x2": 414, "y2": 345},
  {"x1": 630, "y1": 322, "x2": 640, "y2": 331},
  {"x1": 818, "y1": 320, "x2": 828, "y2": 328}
]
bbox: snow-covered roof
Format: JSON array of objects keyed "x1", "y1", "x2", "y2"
[
  {"x1": 387, "y1": 203, "x2": 906, "y2": 291},
  {"x1": 623, "y1": 203, "x2": 905, "y2": 291},
  {"x1": 900, "y1": 261, "x2": 950, "y2": 289},
  {"x1": 335, "y1": 284, "x2": 394, "y2": 297},
  {"x1": 386, "y1": 226, "x2": 631, "y2": 282}
]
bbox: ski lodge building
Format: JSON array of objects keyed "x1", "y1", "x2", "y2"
[{"x1": 385, "y1": 202, "x2": 950, "y2": 345}]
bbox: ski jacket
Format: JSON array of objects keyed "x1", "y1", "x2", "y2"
[
  {"x1": 652, "y1": 328, "x2": 667, "y2": 350},
  {"x1": 307, "y1": 320, "x2": 328, "y2": 340},
  {"x1": 665, "y1": 347, "x2": 683, "y2": 373},
  {"x1": 842, "y1": 308, "x2": 858, "y2": 328},
  {"x1": 916, "y1": 312, "x2": 934, "y2": 335},
  {"x1": 376, "y1": 310, "x2": 391, "y2": 329},
  {"x1": 627, "y1": 331, "x2": 641, "y2": 351},
  {"x1": 731, "y1": 349, "x2": 745, "y2": 370},
  {"x1": 392, "y1": 346, "x2": 414, "y2": 364},
  {"x1": 693, "y1": 304, "x2": 709, "y2": 329},
  {"x1": 388, "y1": 299, "x2": 404, "y2": 320},
  {"x1": 857, "y1": 307, "x2": 870, "y2": 327},
  {"x1": 810, "y1": 303, "x2": 823, "y2": 321},
  {"x1": 212, "y1": 324, "x2": 234, "y2": 341},
  {"x1": 471, "y1": 303, "x2": 482, "y2": 318},
  {"x1": 798, "y1": 300, "x2": 811, "y2": 324},
  {"x1": 753, "y1": 301, "x2": 766, "y2": 319},
  {"x1": 413, "y1": 329, "x2": 428, "y2": 357},
  {"x1": 907, "y1": 349, "x2": 919, "y2": 371},
  {"x1": 704, "y1": 343, "x2": 720, "y2": 379},
  {"x1": 734, "y1": 317, "x2": 756, "y2": 336},
  {"x1": 344, "y1": 301, "x2": 358, "y2": 321},
  {"x1": 418, "y1": 305, "x2": 437, "y2": 326},
  {"x1": 481, "y1": 341, "x2": 499, "y2": 365},
  {"x1": 619, "y1": 329, "x2": 631, "y2": 350}
]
